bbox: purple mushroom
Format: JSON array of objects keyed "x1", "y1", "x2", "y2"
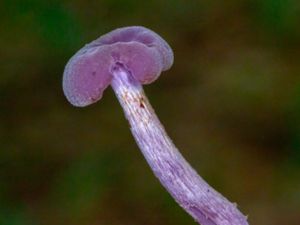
[{"x1": 62, "y1": 26, "x2": 249, "y2": 225}]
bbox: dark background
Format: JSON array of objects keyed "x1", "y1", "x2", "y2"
[{"x1": 1, "y1": 0, "x2": 300, "y2": 224}]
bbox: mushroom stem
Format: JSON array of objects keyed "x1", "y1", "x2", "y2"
[{"x1": 110, "y1": 66, "x2": 248, "y2": 225}]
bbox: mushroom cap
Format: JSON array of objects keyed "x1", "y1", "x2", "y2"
[{"x1": 63, "y1": 26, "x2": 174, "y2": 107}]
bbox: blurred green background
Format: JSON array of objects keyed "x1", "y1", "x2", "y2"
[{"x1": 0, "y1": 0, "x2": 300, "y2": 224}]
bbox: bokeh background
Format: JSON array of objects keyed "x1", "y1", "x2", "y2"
[{"x1": 1, "y1": 0, "x2": 300, "y2": 224}]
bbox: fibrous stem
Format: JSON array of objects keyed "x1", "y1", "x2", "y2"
[{"x1": 110, "y1": 65, "x2": 248, "y2": 225}]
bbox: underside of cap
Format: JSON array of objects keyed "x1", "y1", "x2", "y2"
[
  {"x1": 63, "y1": 26, "x2": 174, "y2": 107},
  {"x1": 95, "y1": 26, "x2": 174, "y2": 71},
  {"x1": 63, "y1": 46, "x2": 112, "y2": 107}
]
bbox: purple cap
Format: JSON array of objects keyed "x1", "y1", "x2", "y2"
[{"x1": 63, "y1": 26, "x2": 174, "y2": 107}]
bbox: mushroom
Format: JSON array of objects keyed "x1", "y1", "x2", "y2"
[{"x1": 62, "y1": 26, "x2": 249, "y2": 225}]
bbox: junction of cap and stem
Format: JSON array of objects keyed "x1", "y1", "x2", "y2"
[{"x1": 110, "y1": 64, "x2": 248, "y2": 225}]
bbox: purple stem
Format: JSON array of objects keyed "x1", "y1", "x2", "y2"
[{"x1": 111, "y1": 66, "x2": 248, "y2": 225}]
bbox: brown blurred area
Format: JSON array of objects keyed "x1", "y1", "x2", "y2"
[{"x1": 0, "y1": 0, "x2": 300, "y2": 224}]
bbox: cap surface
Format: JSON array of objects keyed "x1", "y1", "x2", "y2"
[{"x1": 63, "y1": 26, "x2": 174, "y2": 107}]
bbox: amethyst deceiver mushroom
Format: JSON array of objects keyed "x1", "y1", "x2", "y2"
[{"x1": 63, "y1": 26, "x2": 249, "y2": 225}]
